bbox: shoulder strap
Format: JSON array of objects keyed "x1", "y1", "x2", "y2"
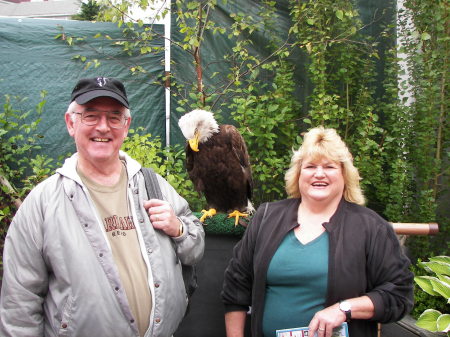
[
  {"x1": 140, "y1": 167, "x2": 163, "y2": 200},
  {"x1": 140, "y1": 166, "x2": 197, "y2": 299}
]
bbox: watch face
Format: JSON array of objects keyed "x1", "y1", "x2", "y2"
[{"x1": 340, "y1": 301, "x2": 351, "y2": 311}]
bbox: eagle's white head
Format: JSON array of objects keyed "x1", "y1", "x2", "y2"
[{"x1": 178, "y1": 109, "x2": 219, "y2": 152}]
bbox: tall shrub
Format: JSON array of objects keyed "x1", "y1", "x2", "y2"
[{"x1": 396, "y1": 0, "x2": 449, "y2": 259}]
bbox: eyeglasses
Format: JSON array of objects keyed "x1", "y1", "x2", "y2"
[{"x1": 73, "y1": 109, "x2": 129, "y2": 129}]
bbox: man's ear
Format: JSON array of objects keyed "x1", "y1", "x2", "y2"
[
  {"x1": 65, "y1": 113, "x2": 75, "y2": 137},
  {"x1": 123, "y1": 116, "x2": 132, "y2": 136}
]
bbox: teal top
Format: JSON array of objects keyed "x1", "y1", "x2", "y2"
[{"x1": 262, "y1": 229, "x2": 329, "y2": 337}]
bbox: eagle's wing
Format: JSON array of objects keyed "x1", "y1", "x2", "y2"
[{"x1": 222, "y1": 125, "x2": 253, "y2": 200}]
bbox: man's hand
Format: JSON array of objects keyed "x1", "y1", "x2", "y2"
[{"x1": 143, "y1": 199, "x2": 183, "y2": 237}]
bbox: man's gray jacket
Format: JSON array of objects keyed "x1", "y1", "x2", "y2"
[{"x1": 0, "y1": 151, "x2": 205, "y2": 337}]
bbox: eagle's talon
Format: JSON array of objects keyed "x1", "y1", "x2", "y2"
[
  {"x1": 199, "y1": 208, "x2": 217, "y2": 223},
  {"x1": 228, "y1": 210, "x2": 249, "y2": 227}
]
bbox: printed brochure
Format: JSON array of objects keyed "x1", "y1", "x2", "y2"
[{"x1": 276, "y1": 322, "x2": 349, "y2": 337}]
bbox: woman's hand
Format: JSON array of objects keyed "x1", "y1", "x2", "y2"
[
  {"x1": 309, "y1": 296, "x2": 375, "y2": 336},
  {"x1": 308, "y1": 303, "x2": 346, "y2": 337}
]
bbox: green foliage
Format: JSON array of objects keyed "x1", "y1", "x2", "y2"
[
  {"x1": 394, "y1": 0, "x2": 449, "y2": 261},
  {"x1": 0, "y1": 92, "x2": 56, "y2": 200},
  {"x1": 412, "y1": 256, "x2": 450, "y2": 334},
  {"x1": 411, "y1": 262, "x2": 450, "y2": 320},
  {"x1": 229, "y1": 60, "x2": 301, "y2": 204},
  {"x1": 289, "y1": 0, "x2": 388, "y2": 209},
  {"x1": 121, "y1": 128, "x2": 206, "y2": 211},
  {"x1": 223, "y1": 2, "x2": 301, "y2": 204},
  {"x1": 0, "y1": 93, "x2": 58, "y2": 279},
  {"x1": 72, "y1": 0, "x2": 101, "y2": 21}
]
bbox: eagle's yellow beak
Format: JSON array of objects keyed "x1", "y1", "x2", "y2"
[{"x1": 188, "y1": 130, "x2": 200, "y2": 152}]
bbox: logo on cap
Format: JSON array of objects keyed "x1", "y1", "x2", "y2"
[{"x1": 97, "y1": 77, "x2": 107, "y2": 87}]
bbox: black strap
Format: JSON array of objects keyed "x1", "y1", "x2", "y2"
[
  {"x1": 141, "y1": 167, "x2": 163, "y2": 200},
  {"x1": 140, "y1": 167, "x2": 198, "y2": 299}
]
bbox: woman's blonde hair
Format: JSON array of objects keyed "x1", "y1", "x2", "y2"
[{"x1": 284, "y1": 126, "x2": 365, "y2": 205}]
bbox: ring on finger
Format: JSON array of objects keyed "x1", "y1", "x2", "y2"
[{"x1": 319, "y1": 327, "x2": 325, "y2": 331}]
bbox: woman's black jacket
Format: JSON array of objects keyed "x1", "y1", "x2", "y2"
[{"x1": 222, "y1": 198, "x2": 414, "y2": 337}]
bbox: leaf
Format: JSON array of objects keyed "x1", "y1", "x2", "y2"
[
  {"x1": 335, "y1": 10, "x2": 344, "y2": 21},
  {"x1": 415, "y1": 276, "x2": 441, "y2": 296},
  {"x1": 420, "y1": 261, "x2": 450, "y2": 276},
  {"x1": 411, "y1": 31, "x2": 420, "y2": 39},
  {"x1": 437, "y1": 274, "x2": 450, "y2": 285},
  {"x1": 430, "y1": 278, "x2": 450, "y2": 300},
  {"x1": 430, "y1": 256, "x2": 450, "y2": 264},
  {"x1": 437, "y1": 314, "x2": 450, "y2": 332},
  {"x1": 306, "y1": 42, "x2": 312, "y2": 54},
  {"x1": 307, "y1": 18, "x2": 315, "y2": 25},
  {"x1": 416, "y1": 309, "x2": 441, "y2": 331},
  {"x1": 421, "y1": 32, "x2": 431, "y2": 40}
]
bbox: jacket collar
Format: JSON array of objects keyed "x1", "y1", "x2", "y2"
[
  {"x1": 56, "y1": 150, "x2": 142, "y2": 184},
  {"x1": 323, "y1": 198, "x2": 347, "y2": 232}
]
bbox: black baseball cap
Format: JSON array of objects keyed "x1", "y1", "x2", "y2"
[{"x1": 70, "y1": 77, "x2": 129, "y2": 108}]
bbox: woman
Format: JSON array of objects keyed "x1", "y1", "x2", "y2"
[{"x1": 222, "y1": 126, "x2": 414, "y2": 337}]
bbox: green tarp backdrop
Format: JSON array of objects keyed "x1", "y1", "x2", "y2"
[{"x1": 0, "y1": 17, "x2": 165, "y2": 159}]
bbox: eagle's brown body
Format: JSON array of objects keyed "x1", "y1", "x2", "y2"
[{"x1": 185, "y1": 124, "x2": 253, "y2": 213}]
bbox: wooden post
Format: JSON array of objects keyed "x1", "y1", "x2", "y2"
[{"x1": 391, "y1": 222, "x2": 439, "y2": 235}]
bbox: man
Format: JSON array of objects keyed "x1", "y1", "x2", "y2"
[{"x1": 0, "y1": 77, "x2": 205, "y2": 337}]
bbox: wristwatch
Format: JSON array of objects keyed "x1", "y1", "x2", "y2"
[{"x1": 339, "y1": 301, "x2": 352, "y2": 322}]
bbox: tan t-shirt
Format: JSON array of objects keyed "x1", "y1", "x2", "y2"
[{"x1": 78, "y1": 163, "x2": 151, "y2": 337}]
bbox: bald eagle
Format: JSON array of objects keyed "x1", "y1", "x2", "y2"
[{"x1": 178, "y1": 109, "x2": 253, "y2": 226}]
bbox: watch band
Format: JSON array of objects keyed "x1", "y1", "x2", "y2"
[{"x1": 339, "y1": 301, "x2": 352, "y2": 322}]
